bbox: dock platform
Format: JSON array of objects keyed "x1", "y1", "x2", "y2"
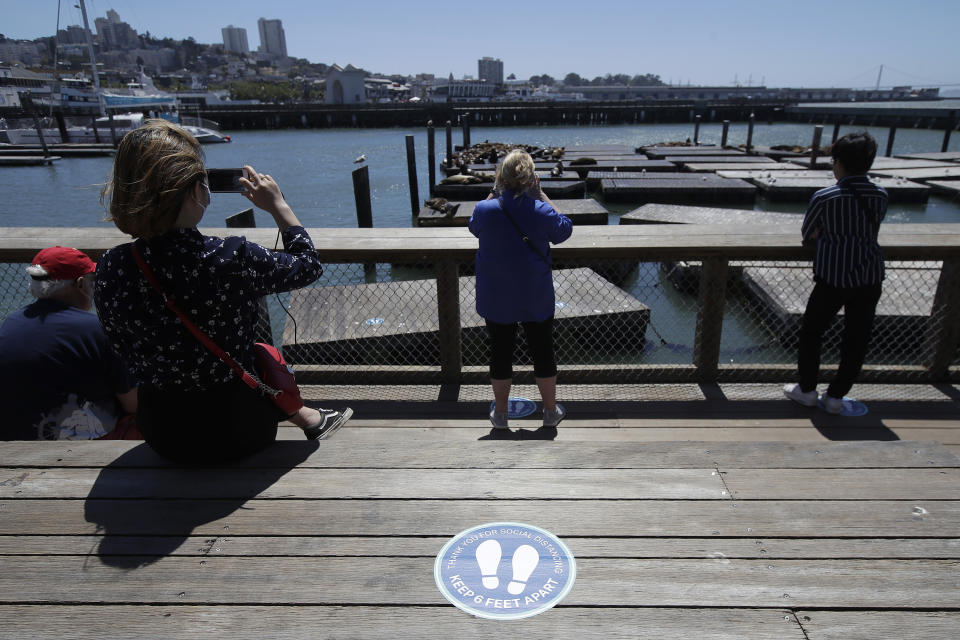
[
  {"x1": 0, "y1": 155, "x2": 60, "y2": 166},
  {"x1": 432, "y1": 180, "x2": 585, "y2": 200},
  {"x1": 752, "y1": 177, "x2": 930, "y2": 202},
  {"x1": 417, "y1": 198, "x2": 609, "y2": 227},
  {"x1": 601, "y1": 177, "x2": 756, "y2": 204},
  {"x1": 281, "y1": 267, "x2": 649, "y2": 365}
]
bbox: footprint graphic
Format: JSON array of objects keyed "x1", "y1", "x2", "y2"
[
  {"x1": 476, "y1": 539, "x2": 502, "y2": 590},
  {"x1": 507, "y1": 544, "x2": 539, "y2": 595}
]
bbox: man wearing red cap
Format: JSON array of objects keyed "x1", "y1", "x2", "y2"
[{"x1": 0, "y1": 246, "x2": 139, "y2": 440}]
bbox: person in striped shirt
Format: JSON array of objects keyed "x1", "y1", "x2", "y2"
[{"x1": 783, "y1": 132, "x2": 887, "y2": 414}]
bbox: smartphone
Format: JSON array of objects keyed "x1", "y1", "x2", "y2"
[{"x1": 206, "y1": 168, "x2": 246, "y2": 192}]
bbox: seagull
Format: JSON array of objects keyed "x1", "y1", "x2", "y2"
[{"x1": 354, "y1": 154, "x2": 366, "y2": 164}]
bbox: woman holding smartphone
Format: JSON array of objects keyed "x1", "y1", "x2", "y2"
[
  {"x1": 469, "y1": 149, "x2": 573, "y2": 431},
  {"x1": 95, "y1": 119, "x2": 351, "y2": 464}
]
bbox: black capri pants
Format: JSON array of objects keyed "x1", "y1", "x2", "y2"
[{"x1": 485, "y1": 317, "x2": 557, "y2": 380}]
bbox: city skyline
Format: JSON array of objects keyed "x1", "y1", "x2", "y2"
[{"x1": 4, "y1": 0, "x2": 958, "y2": 91}]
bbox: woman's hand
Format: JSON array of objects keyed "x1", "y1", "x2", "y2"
[
  {"x1": 525, "y1": 174, "x2": 544, "y2": 200},
  {"x1": 238, "y1": 164, "x2": 302, "y2": 230}
]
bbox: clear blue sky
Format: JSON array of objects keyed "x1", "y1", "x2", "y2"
[{"x1": 5, "y1": 0, "x2": 958, "y2": 90}]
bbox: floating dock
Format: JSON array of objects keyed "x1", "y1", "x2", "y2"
[
  {"x1": 0, "y1": 155, "x2": 60, "y2": 166},
  {"x1": 752, "y1": 176, "x2": 930, "y2": 202},
  {"x1": 619, "y1": 203, "x2": 798, "y2": 226},
  {"x1": 896, "y1": 151, "x2": 960, "y2": 162},
  {"x1": 601, "y1": 177, "x2": 756, "y2": 204},
  {"x1": 868, "y1": 166, "x2": 960, "y2": 181},
  {"x1": 926, "y1": 180, "x2": 960, "y2": 196},
  {"x1": 281, "y1": 267, "x2": 650, "y2": 365},
  {"x1": 683, "y1": 161, "x2": 792, "y2": 173},
  {"x1": 741, "y1": 263, "x2": 940, "y2": 351},
  {"x1": 431, "y1": 179, "x2": 585, "y2": 199},
  {"x1": 641, "y1": 147, "x2": 744, "y2": 159},
  {"x1": 417, "y1": 198, "x2": 608, "y2": 227}
]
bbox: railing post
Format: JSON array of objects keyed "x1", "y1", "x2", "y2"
[
  {"x1": 693, "y1": 257, "x2": 728, "y2": 382},
  {"x1": 924, "y1": 257, "x2": 960, "y2": 379},
  {"x1": 435, "y1": 259, "x2": 462, "y2": 384},
  {"x1": 809, "y1": 125, "x2": 823, "y2": 169}
]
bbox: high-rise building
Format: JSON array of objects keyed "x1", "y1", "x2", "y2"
[
  {"x1": 94, "y1": 10, "x2": 139, "y2": 50},
  {"x1": 257, "y1": 18, "x2": 288, "y2": 57},
  {"x1": 221, "y1": 25, "x2": 249, "y2": 54},
  {"x1": 478, "y1": 57, "x2": 504, "y2": 86}
]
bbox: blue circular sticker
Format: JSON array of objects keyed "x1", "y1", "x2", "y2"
[
  {"x1": 819, "y1": 396, "x2": 869, "y2": 417},
  {"x1": 434, "y1": 521, "x2": 576, "y2": 620},
  {"x1": 489, "y1": 397, "x2": 537, "y2": 419}
]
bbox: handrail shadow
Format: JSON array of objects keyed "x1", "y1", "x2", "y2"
[{"x1": 83, "y1": 441, "x2": 318, "y2": 570}]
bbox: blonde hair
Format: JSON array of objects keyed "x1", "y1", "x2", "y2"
[
  {"x1": 495, "y1": 149, "x2": 536, "y2": 196},
  {"x1": 101, "y1": 119, "x2": 206, "y2": 238}
]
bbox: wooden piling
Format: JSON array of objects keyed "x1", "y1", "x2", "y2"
[
  {"x1": 942, "y1": 117, "x2": 956, "y2": 153},
  {"x1": 19, "y1": 92, "x2": 50, "y2": 157},
  {"x1": 886, "y1": 126, "x2": 897, "y2": 157},
  {"x1": 809, "y1": 125, "x2": 823, "y2": 169},
  {"x1": 54, "y1": 111, "x2": 70, "y2": 143},
  {"x1": 352, "y1": 165, "x2": 376, "y2": 280},
  {"x1": 405, "y1": 135, "x2": 419, "y2": 217},
  {"x1": 721, "y1": 120, "x2": 730, "y2": 148},
  {"x1": 427, "y1": 121, "x2": 436, "y2": 195},
  {"x1": 462, "y1": 112, "x2": 471, "y2": 149},
  {"x1": 445, "y1": 121, "x2": 453, "y2": 168},
  {"x1": 832, "y1": 122, "x2": 841, "y2": 144},
  {"x1": 746, "y1": 113, "x2": 755, "y2": 154},
  {"x1": 693, "y1": 115, "x2": 701, "y2": 146}
]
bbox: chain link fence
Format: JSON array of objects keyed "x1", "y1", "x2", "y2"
[{"x1": 2, "y1": 254, "x2": 955, "y2": 384}]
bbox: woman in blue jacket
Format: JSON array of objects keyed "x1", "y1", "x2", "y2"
[{"x1": 469, "y1": 150, "x2": 573, "y2": 430}]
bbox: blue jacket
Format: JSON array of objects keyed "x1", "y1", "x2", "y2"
[{"x1": 468, "y1": 189, "x2": 573, "y2": 323}]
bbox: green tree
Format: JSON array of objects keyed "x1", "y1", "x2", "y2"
[{"x1": 563, "y1": 73, "x2": 583, "y2": 86}]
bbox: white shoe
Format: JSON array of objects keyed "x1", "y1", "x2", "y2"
[
  {"x1": 490, "y1": 410, "x2": 509, "y2": 429},
  {"x1": 783, "y1": 383, "x2": 818, "y2": 407},
  {"x1": 821, "y1": 393, "x2": 844, "y2": 415},
  {"x1": 543, "y1": 403, "x2": 566, "y2": 427}
]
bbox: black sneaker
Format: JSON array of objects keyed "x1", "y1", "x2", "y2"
[{"x1": 302, "y1": 407, "x2": 353, "y2": 441}]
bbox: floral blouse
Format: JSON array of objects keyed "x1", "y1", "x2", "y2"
[{"x1": 94, "y1": 226, "x2": 322, "y2": 391}]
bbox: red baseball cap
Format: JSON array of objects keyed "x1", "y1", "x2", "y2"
[{"x1": 29, "y1": 246, "x2": 97, "y2": 280}]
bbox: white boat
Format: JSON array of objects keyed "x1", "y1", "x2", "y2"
[
  {"x1": 175, "y1": 115, "x2": 231, "y2": 144},
  {"x1": 2, "y1": 112, "x2": 147, "y2": 144}
]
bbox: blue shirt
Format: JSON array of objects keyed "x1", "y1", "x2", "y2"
[
  {"x1": 468, "y1": 190, "x2": 573, "y2": 323},
  {"x1": 0, "y1": 299, "x2": 136, "y2": 440},
  {"x1": 94, "y1": 225, "x2": 322, "y2": 391},
  {"x1": 801, "y1": 175, "x2": 887, "y2": 288}
]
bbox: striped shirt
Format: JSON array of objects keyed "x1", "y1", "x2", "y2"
[{"x1": 801, "y1": 175, "x2": 887, "y2": 288}]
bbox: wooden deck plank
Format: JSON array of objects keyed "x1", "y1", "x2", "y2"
[
  {"x1": 2, "y1": 441, "x2": 953, "y2": 468},
  {"x1": 3, "y1": 535, "x2": 956, "y2": 559},
  {"x1": 4, "y1": 499, "x2": 958, "y2": 536},
  {"x1": 722, "y1": 469, "x2": 960, "y2": 499},
  {"x1": 0, "y1": 467, "x2": 728, "y2": 500},
  {"x1": 0, "y1": 606, "x2": 806, "y2": 640},
  {"x1": 277, "y1": 426, "x2": 960, "y2": 444},
  {"x1": 794, "y1": 610, "x2": 960, "y2": 640},
  {"x1": 0, "y1": 556, "x2": 956, "y2": 608}
]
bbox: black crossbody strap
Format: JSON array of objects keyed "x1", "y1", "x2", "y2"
[{"x1": 497, "y1": 195, "x2": 550, "y2": 264}]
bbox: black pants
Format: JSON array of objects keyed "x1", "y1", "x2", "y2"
[
  {"x1": 138, "y1": 378, "x2": 286, "y2": 465},
  {"x1": 486, "y1": 317, "x2": 557, "y2": 380},
  {"x1": 798, "y1": 280, "x2": 882, "y2": 399}
]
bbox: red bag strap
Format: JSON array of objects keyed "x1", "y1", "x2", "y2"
[{"x1": 129, "y1": 242, "x2": 260, "y2": 391}]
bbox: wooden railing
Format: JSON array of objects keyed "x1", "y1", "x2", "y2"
[{"x1": 3, "y1": 223, "x2": 960, "y2": 385}]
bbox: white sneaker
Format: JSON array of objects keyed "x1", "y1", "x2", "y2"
[
  {"x1": 821, "y1": 393, "x2": 844, "y2": 415},
  {"x1": 490, "y1": 410, "x2": 509, "y2": 429},
  {"x1": 783, "y1": 383, "x2": 818, "y2": 407},
  {"x1": 543, "y1": 403, "x2": 566, "y2": 427}
]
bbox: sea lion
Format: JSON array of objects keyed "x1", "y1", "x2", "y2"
[
  {"x1": 569, "y1": 157, "x2": 597, "y2": 166},
  {"x1": 550, "y1": 160, "x2": 564, "y2": 178},
  {"x1": 425, "y1": 197, "x2": 449, "y2": 212},
  {"x1": 439, "y1": 174, "x2": 482, "y2": 185}
]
